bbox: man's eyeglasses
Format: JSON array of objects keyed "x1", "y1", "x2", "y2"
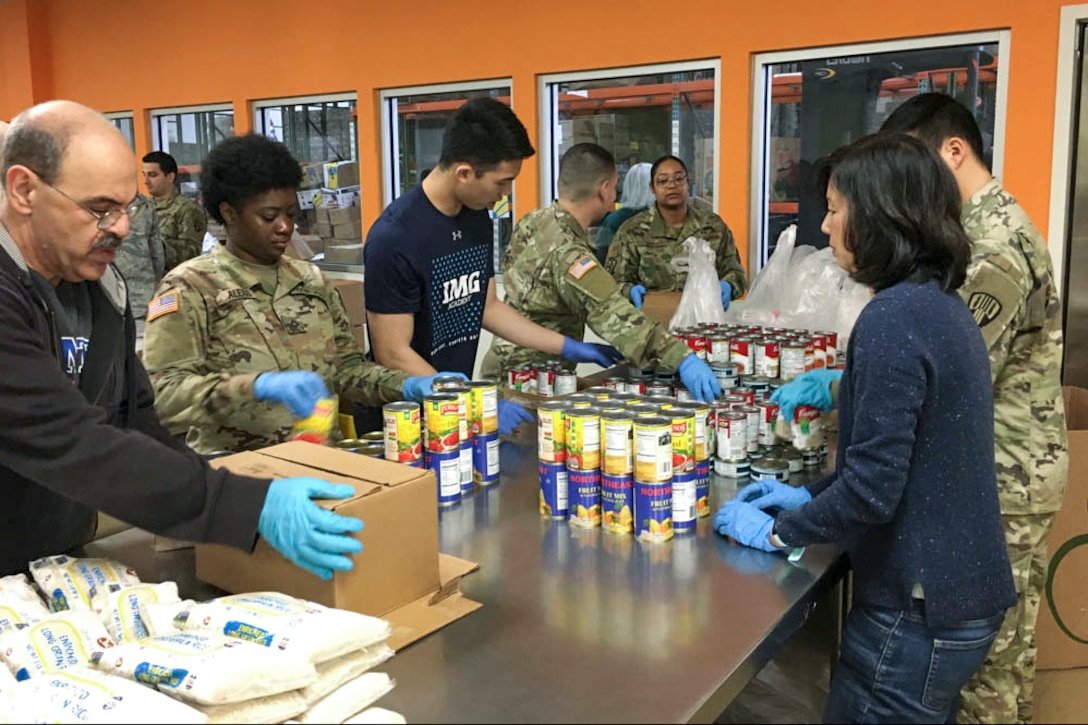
[
  {"x1": 37, "y1": 177, "x2": 146, "y2": 231},
  {"x1": 654, "y1": 174, "x2": 689, "y2": 188}
]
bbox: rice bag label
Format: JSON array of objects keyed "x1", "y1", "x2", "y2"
[
  {"x1": 135, "y1": 661, "x2": 189, "y2": 689},
  {"x1": 224, "y1": 620, "x2": 275, "y2": 646}
]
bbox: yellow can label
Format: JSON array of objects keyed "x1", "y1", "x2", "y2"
[
  {"x1": 670, "y1": 414, "x2": 695, "y2": 473},
  {"x1": 633, "y1": 421, "x2": 672, "y2": 483},
  {"x1": 537, "y1": 408, "x2": 566, "y2": 463},
  {"x1": 425, "y1": 398, "x2": 461, "y2": 452},
  {"x1": 469, "y1": 384, "x2": 498, "y2": 435},
  {"x1": 602, "y1": 417, "x2": 633, "y2": 475},
  {"x1": 383, "y1": 403, "x2": 422, "y2": 463},
  {"x1": 291, "y1": 397, "x2": 337, "y2": 445},
  {"x1": 565, "y1": 412, "x2": 600, "y2": 471}
]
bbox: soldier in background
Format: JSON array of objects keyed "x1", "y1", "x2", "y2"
[
  {"x1": 142, "y1": 150, "x2": 207, "y2": 270},
  {"x1": 605, "y1": 154, "x2": 747, "y2": 311},
  {"x1": 113, "y1": 191, "x2": 164, "y2": 339},
  {"x1": 142, "y1": 134, "x2": 462, "y2": 454},
  {"x1": 481, "y1": 143, "x2": 721, "y2": 403}
]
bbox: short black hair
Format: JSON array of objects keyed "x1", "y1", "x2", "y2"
[
  {"x1": 142, "y1": 150, "x2": 179, "y2": 176},
  {"x1": 558, "y1": 143, "x2": 615, "y2": 201},
  {"x1": 650, "y1": 154, "x2": 688, "y2": 181},
  {"x1": 823, "y1": 132, "x2": 970, "y2": 293},
  {"x1": 879, "y1": 93, "x2": 987, "y2": 166},
  {"x1": 438, "y1": 98, "x2": 534, "y2": 172},
  {"x1": 200, "y1": 134, "x2": 302, "y2": 224},
  {"x1": 1, "y1": 119, "x2": 67, "y2": 187}
]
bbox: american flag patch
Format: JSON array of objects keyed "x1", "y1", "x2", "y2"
[
  {"x1": 568, "y1": 256, "x2": 598, "y2": 280},
  {"x1": 146, "y1": 291, "x2": 180, "y2": 322}
]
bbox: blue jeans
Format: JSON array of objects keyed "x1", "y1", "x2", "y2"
[{"x1": 823, "y1": 600, "x2": 1003, "y2": 724}]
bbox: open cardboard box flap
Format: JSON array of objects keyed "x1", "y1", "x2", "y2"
[{"x1": 198, "y1": 441, "x2": 480, "y2": 652}]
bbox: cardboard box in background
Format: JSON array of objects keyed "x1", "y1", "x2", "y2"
[
  {"x1": 332, "y1": 218, "x2": 364, "y2": 240},
  {"x1": 195, "y1": 442, "x2": 480, "y2": 651},
  {"x1": 326, "y1": 242, "x2": 364, "y2": 265},
  {"x1": 332, "y1": 279, "x2": 366, "y2": 328},
  {"x1": 296, "y1": 189, "x2": 321, "y2": 210},
  {"x1": 642, "y1": 291, "x2": 682, "y2": 329},
  {"x1": 325, "y1": 207, "x2": 360, "y2": 226},
  {"x1": 323, "y1": 160, "x2": 359, "y2": 190},
  {"x1": 1037, "y1": 386, "x2": 1088, "y2": 670}
]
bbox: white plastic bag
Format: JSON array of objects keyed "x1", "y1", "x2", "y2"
[{"x1": 669, "y1": 236, "x2": 728, "y2": 329}]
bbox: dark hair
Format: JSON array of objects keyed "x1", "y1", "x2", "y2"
[
  {"x1": 822, "y1": 132, "x2": 970, "y2": 293},
  {"x1": 438, "y1": 97, "x2": 534, "y2": 172},
  {"x1": 2, "y1": 119, "x2": 68, "y2": 187},
  {"x1": 558, "y1": 143, "x2": 615, "y2": 201},
  {"x1": 142, "y1": 150, "x2": 179, "y2": 176},
  {"x1": 650, "y1": 154, "x2": 688, "y2": 181},
  {"x1": 879, "y1": 93, "x2": 986, "y2": 167},
  {"x1": 200, "y1": 134, "x2": 302, "y2": 224}
]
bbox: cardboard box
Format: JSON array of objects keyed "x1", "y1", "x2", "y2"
[
  {"x1": 642, "y1": 291, "x2": 682, "y2": 329},
  {"x1": 332, "y1": 279, "x2": 366, "y2": 327},
  {"x1": 195, "y1": 441, "x2": 480, "y2": 651},
  {"x1": 323, "y1": 160, "x2": 359, "y2": 190},
  {"x1": 1035, "y1": 667, "x2": 1088, "y2": 723},
  {"x1": 325, "y1": 206, "x2": 360, "y2": 226},
  {"x1": 325, "y1": 242, "x2": 364, "y2": 265},
  {"x1": 332, "y1": 218, "x2": 364, "y2": 240},
  {"x1": 1037, "y1": 386, "x2": 1088, "y2": 670},
  {"x1": 296, "y1": 189, "x2": 321, "y2": 210},
  {"x1": 314, "y1": 222, "x2": 333, "y2": 238}
]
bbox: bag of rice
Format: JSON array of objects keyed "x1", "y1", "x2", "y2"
[
  {"x1": 194, "y1": 689, "x2": 306, "y2": 725},
  {"x1": 91, "y1": 582, "x2": 181, "y2": 643},
  {"x1": 342, "y1": 707, "x2": 408, "y2": 725},
  {"x1": 0, "y1": 667, "x2": 206, "y2": 724},
  {"x1": 296, "y1": 672, "x2": 395, "y2": 724},
  {"x1": 0, "y1": 610, "x2": 113, "y2": 680},
  {"x1": 0, "y1": 575, "x2": 49, "y2": 633},
  {"x1": 29, "y1": 555, "x2": 140, "y2": 612},
  {"x1": 176, "y1": 593, "x2": 391, "y2": 664},
  {"x1": 301, "y1": 644, "x2": 394, "y2": 706},
  {"x1": 0, "y1": 663, "x2": 13, "y2": 694},
  {"x1": 90, "y1": 630, "x2": 317, "y2": 706},
  {"x1": 139, "y1": 599, "x2": 196, "y2": 639}
]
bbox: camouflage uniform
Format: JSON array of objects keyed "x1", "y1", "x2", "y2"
[
  {"x1": 142, "y1": 243, "x2": 407, "y2": 454},
  {"x1": 154, "y1": 191, "x2": 207, "y2": 271},
  {"x1": 957, "y1": 178, "x2": 1068, "y2": 725},
  {"x1": 113, "y1": 193, "x2": 165, "y2": 319},
  {"x1": 481, "y1": 203, "x2": 690, "y2": 380},
  {"x1": 604, "y1": 203, "x2": 748, "y2": 299}
]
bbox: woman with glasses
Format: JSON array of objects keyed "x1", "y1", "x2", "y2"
[{"x1": 604, "y1": 154, "x2": 747, "y2": 311}]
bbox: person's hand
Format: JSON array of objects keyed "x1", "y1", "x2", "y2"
[
  {"x1": 402, "y1": 371, "x2": 468, "y2": 402},
  {"x1": 720, "y1": 280, "x2": 732, "y2": 311},
  {"x1": 677, "y1": 354, "x2": 721, "y2": 403},
  {"x1": 736, "y1": 479, "x2": 812, "y2": 512},
  {"x1": 770, "y1": 368, "x2": 843, "y2": 423},
  {"x1": 258, "y1": 477, "x2": 364, "y2": 580},
  {"x1": 498, "y1": 400, "x2": 534, "y2": 435},
  {"x1": 254, "y1": 371, "x2": 330, "y2": 418},
  {"x1": 629, "y1": 284, "x2": 647, "y2": 310},
  {"x1": 561, "y1": 338, "x2": 623, "y2": 368},
  {"x1": 712, "y1": 501, "x2": 780, "y2": 553}
]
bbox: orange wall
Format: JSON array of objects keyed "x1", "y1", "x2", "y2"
[{"x1": 0, "y1": 0, "x2": 1079, "y2": 269}]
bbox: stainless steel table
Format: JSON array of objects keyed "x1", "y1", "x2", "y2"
[{"x1": 85, "y1": 435, "x2": 846, "y2": 724}]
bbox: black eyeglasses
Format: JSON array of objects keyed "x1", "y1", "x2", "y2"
[
  {"x1": 37, "y1": 177, "x2": 146, "y2": 231},
  {"x1": 654, "y1": 174, "x2": 689, "y2": 188}
]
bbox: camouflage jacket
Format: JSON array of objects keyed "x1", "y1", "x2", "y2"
[
  {"x1": 484, "y1": 203, "x2": 690, "y2": 379},
  {"x1": 604, "y1": 203, "x2": 748, "y2": 298},
  {"x1": 155, "y1": 191, "x2": 207, "y2": 271},
  {"x1": 142, "y1": 243, "x2": 407, "y2": 453},
  {"x1": 960, "y1": 178, "x2": 1068, "y2": 515},
  {"x1": 113, "y1": 193, "x2": 165, "y2": 318}
]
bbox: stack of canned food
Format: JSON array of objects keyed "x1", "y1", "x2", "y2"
[
  {"x1": 505, "y1": 360, "x2": 580, "y2": 397},
  {"x1": 381, "y1": 377, "x2": 504, "y2": 507},
  {"x1": 672, "y1": 322, "x2": 839, "y2": 384}
]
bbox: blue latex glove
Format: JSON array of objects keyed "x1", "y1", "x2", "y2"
[
  {"x1": 629, "y1": 284, "x2": 647, "y2": 309},
  {"x1": 736, "y1": 479, "x2": 812, "y2": 512},
  {"x1": 677, "y1": 354, "x2": 721, "y2": 403},
  {"x1": 402, "y1": 371, "x2": 468, "y2": 402},
  {"x1": 258, "y1": 477, "x2": 364, "y2": 580},
  {"x1": 712, "y1": 500, "x2": 780, "y2": 554},
  {"x1": 254, "y1": 371, "x2": 329, "y2": 418},
  {"x1": 498, "y1": 399, "x2": 534, "y2": 435},
  {"x1": 770, "y1": 368, "x2": 843, "y2": 423},
  {"x1": 561, "y1": 337, "x2": 623, "y2": 367},
  {"x1": 720, "y1": 280, "x2": 732, "y2": 311}
]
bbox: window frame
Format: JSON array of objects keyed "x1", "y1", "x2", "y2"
[
  {"x1": 252, "y1": 92, "x2": 358, "y2": 163},
  {"x1": 149, "y1": 102, "x2": 235, "y2": 159},
  {"x1": 102, "y1": 111, "x2": 135, "y2": 150},
  {"x1": 749, "y1": 30, "x2": 1012, "y2": 273}
]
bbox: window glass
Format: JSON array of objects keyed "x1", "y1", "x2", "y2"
[
  {"x1": 151, "y1": 108, "x2": 235, "y2": 201},
  {"x1": 107, "y1": 115, "x2": 135, "y2": 150},
  {"x1": 256, "y1": 99, "x2": 357, "y2": 165}
]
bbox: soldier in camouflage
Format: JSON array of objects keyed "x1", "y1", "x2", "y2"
[
  {"x1": 882, "y1": 94, "x2": 1068, "y2": 725},
  {"x1": 142, "y1": 135, "x2": 418, "y2": 454},
  {"x1": 605, "y1": 154, "x2": 747, "y2": 304},
  {"x1": 481, "y1": 144, "x2": 720, "y2": 402},
  {"x1": 142, "y1": 150, "x2": 207, "y2": 270},
  {"x1": 112, "y1": 192, "x2": 164, "y2": 336}
]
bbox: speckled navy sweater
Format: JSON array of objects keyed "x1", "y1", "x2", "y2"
[{"x1": 775, "y1": 279, "x2": 1016, "y2": 627}]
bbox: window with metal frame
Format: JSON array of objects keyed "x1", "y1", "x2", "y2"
[
  {"x1": 103, "y1": 112, "x2": 135, "y2": 151},
  {"x1": 150, "y1": 104, "x2": 235, "y2": 201}
]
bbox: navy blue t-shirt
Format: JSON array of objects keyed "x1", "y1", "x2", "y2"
[{"x1": 364, "y1": 185, "x2": 493, "y2": 376}]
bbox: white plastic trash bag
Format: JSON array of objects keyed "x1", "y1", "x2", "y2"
[{"x1": 669, "y1": 236, "x2": 728, "y2": 329}]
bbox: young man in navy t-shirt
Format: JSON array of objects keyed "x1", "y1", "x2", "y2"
[{"x1": 364, "y1": 98, "x2": 621, "y2": 435}]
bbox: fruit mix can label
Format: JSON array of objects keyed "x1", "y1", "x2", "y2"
[
  {"x1": 467, "y1": 380, "x2": 498, "y2": 435},
  {"x1": 459, "y1": 441, "x2": 474, "y2": 495},
  {"x1": 633, "y1": 416, "x2": 673, "y2": 483},
  {"x1": 425, "y1": 448, "x2": 461, "y2": 507},
  {"x1": 382, "y1": 401, "x2": 422, "y2": 464},
  {"x1": 441, "y1": 385, "x2": 474, "y2": 445},
  {"x1": 601, "y1": 411, "x2": 634, "y2": 476},
  {"x1": 634, "y1": 479, "x2": 673, "y2": 543},
  {"x1": 473, "y1": 431, "x2": 501, "y2": 485},
  {"x1": 671, "y1": 470, "x2": 697, "y2": 533},
  {"x1": 565, "y1": 408, "x2": 601, "y2": 471},
  {"x1": 424, "y1": 394, "x2": 460, "y2": 453},
  {"x1": 539, "y1": 461, "x2": 568, "y2": 519},
  {"x1": 537, "y1": 400, "x2": 570, "y2": 464},
  {"x1": 669, "y1": 409, "x2": 695, "y2": 474},
  {"x1": 568, "y1": 469, "x2": 601, "y2": 529},
  {"x1": 601, "y1": 473, "x2": 634, "y2": 533},
  {"x1": 694, "y1": 459, "x2": 711, "y2": 518}
]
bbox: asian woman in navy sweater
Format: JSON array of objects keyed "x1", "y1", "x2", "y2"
[{"x1": 713, "y1": 133, "x2": 1016, "y2": 723}]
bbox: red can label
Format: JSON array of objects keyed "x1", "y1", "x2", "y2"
[
  {"x1": 810, "y1": 334, "x2": 827, "y2": 370},
  {"x1": 754, "y1": 339, "x2": 780, "y2": 379},
  {"x1": 729, "y1": 337, "x2": 752, "y2": 374},
  {"x1": 684, "y1": 334, "x2": 707, "y2": 360}
]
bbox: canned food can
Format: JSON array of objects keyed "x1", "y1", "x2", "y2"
[
  {"x1": 818, "y1": 330, "x2": 839, "y2": 369},
  {"x1": 802, "y1": 449, "x2": 822, "y2": 467},
  {"x1": 467, "y1": 380, "x2": 499, "y2": 435},
  {"x1": 334, "y1": 439, "x2": 363, "y2": 453},
  {"x1": 779, "y1": 447, "x2": 803, "y2": 473},
  {"x1": 756, "y1": 401, "x2": 780, "y2": 447},
  {"x1": 644, "y1": 395, "x2": 676, "y2": 410},
  {"x1": 668, "y1": 409, "x2": 696, "y2": 474},
  {"x1": 601, "y1": 473, "x2": 634, "y2": 534},
  {"x1": 633, "y1": 416, "x2": 673, "y2": 483},
  {"x1": 736, "y1": 404, "x2": 760, "y2": 454},
  {"x1": 358, "y1": 442, "x2": 387, "y2": 458},
  {"x1": 563, "y1": 393, "x2": 598, "y2": 408},
  {"x1": 458, "y1": 441, "x2": 474, "y2": 495},
  {"x1": 383, "y1": 401, "x2": 423, "y2": 464},
  {"x1": 555, "y1": 370, "x2": 578, "y2": 396},
  {"x1": 568, "y1": 468, "x2": 602, "y2": 528},
  {"x1": 594, "y1": 400, "x2": 627, "y2": 413},
  {"x1": 780, "y1": 340, "x2": 807, "y2": 382},
  {"x1": 604, "y1": 376, "x2": 626, "y2": 391},
  {"x1": 361, "y1": 430, "x2": 385, "y2": 443},
  {"x1": 539, "y1": 461, "x2": 569, "y2": 519},
  {"x1": 733, "y1": 387, "x2": 756, "y2": 406},
  {"x1": 627, "y1": 403, "x2": 660, "y2": 418},
  {"x1": 820, "y1": 438, "x2": 829, "y2": 460},
  {"x1": 742, "y1": 375, "x2": 772, "y2": 393},
  {"x1": 624, "y1": 377, "x2": 647, "y2": 395},
  {"x1": 534, "y1": 364, "x2": 556, "y2": 397},
  {"x1": 291, "y1": 397, "x2": 338, "y2": 445},
  {"x1": 716, "y1": 410, "x2": 748, "y2": 461},
  {"x1": 751, "y1": 457, "x2": 790, "y2": 482},
  {"x1": 582, "y1": 386, "x2": 613, "y2": 401},
  {"x1": 537, "y1": 400, "x2": 572, "y2": 463},
  {"x1": 694, "y1": 459, "x2": 711, "y2": 518},
  {"x1": 472, "y1": 430, "x2": 501, "y2": 485},
  {"x1": 791, "y1": 405, "x2": 824, "y2": 451},
  {"x1": 634, "y1": 479, "x2": 673, "y2": 542},
  {"x1": 565, "y1": 407, "x2": 601, "y2": 471},
  {"x1": 507, "y1": 366, "x2": 533, "y2": 392},
  {"x1": 426, "y1": 448, "x2": 461, "y2": 506},
  {"x1": 601, "y1": 410, "x2": 634, "y2": 476},
  {"x1": 646, "y1": 383, "x2": 671, "y2": 396},
  {"x1": 754, "y1": 338, "x2": 780, "y2": 379},
  {"x1": 710, "y1": 364, "x2": 739, "y2": 390},
  {"x1": 729, "y1": 336, "x2": 753, "y2": 375},
  {"x1": 714, "y1": 457, "x2": 750, "y2": 479},
  {"x1": 442, "y1": 385, "x2": 474, "y2": 445},
  {"x1": 674, "y1": 401, "x2": 710, "y2": 462},
  {"x1": 707, "y1": 335, "x2": 732, "y2": 364},
  {"x1": 810, "y1": 334, "x2": 827, "y2": 370},
  {"x1": 684, "y1": 333, "x2": 707, "y2": 360},
  {"x1": 609, "y1": 392, "x2": 642, "y2": 406},
  {"x1": 803, "y1": 338, "x2": 816, "y2": 372},
  {"x1": 675, "y1": 386, "x2": 693, "y2": 402},
  {"x1": 423, "y1": 394, "x2": 460, "y2": 453},
  {"x1": 672, "y1": 470, "x2": 697, "y2": 532},
  {"x1": 434, "y1": 374, "x2": 469, "y2": 391}
]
